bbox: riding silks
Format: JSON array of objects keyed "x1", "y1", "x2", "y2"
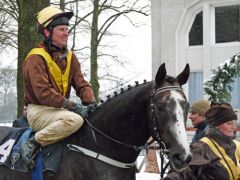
[{"x1": 25, "y1": 48, "x2": 72, "y2": 96}]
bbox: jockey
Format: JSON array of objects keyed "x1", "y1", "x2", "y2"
[{"x1": 21, "y1": 6, "x2": 96, "y2": 169}]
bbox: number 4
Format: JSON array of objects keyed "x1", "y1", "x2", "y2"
[{"x1": 0, "y1": 139, "x2": 15, "y2": 163}]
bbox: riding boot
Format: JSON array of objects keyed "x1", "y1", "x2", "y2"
[{"x1": 20, "y1": 136, "x2": 40, "y2": 170}]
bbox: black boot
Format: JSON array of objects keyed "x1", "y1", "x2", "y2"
[{"x1": 20, "y1": 136, "x2": 40, "y2": 170}]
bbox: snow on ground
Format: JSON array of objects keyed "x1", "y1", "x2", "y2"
[
  {"x1": 136, "y1": 153, "x2": 164, "y2": 180},
  {"x1": 136, "y1": 172, "x2": 160, "y2": 180},
  {"x1": 0, "y1": 122, "x2": 12, "y2": 127}
]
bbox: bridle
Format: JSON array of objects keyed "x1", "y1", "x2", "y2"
[
  {"x1": 150, "y1": 85, "x2": 184, "y2": 177},
  {"x1": 67, "y1": 85, "x2": 185, "y2": 169},
  {"x1": 150, "y1": 85, "x2": 183, "y2": 154},
  {"x1": 85, "y1": 85, "x2": 184, "y2": 151}
]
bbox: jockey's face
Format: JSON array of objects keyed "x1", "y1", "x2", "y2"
[{"x1": 44, "y1": 25, "x2": 69, "y2": 48}]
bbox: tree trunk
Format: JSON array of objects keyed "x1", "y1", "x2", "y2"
[
  {"x1": 90, "y1": 0, "x2": 100, "y2": 102},
  {"x1": 16, "y1": 0, "x2": 49, "y2": 117},
  {"x1": 59, "y1": 0, "x2": 65, "y2": 10}
]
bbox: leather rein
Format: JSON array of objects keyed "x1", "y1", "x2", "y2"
[{"x1": 67, "y1": 85, "x2": 183, "y2": 168}]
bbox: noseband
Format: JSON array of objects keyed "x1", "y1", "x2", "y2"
[{"x1": 150, "y1": 85, "x2": 183, "y2": 154}]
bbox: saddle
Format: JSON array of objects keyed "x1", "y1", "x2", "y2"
[{"x1": 0, "y1": 127, "x2": 63, "y2": 174}]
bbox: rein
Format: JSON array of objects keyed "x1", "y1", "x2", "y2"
[
  {"x1": 67, "y1": 85, "x2": 183, "y2": 169},
  {"x1": 67, "y1": 118, "x2": 154, "y2": 168},
  {"x1": 84, "y1": 118, "x2": 153, "y2": 151}
]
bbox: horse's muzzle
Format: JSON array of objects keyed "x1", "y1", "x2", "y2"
[{"x1": 170, "y1": 153, "x2": 192, "y2": 171}]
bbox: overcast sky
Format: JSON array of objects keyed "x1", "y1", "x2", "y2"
[{"x1": 115, "y1": 16, "x2": 152, "y2": 81}]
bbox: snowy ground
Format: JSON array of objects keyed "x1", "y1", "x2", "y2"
[
  {"x1": 135, "y1": 152, "x2": 165, "y2": 180},
  {"x1": 136, "y1": 172, "x2": 160, "y2": 180}
]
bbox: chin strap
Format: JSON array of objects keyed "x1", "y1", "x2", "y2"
[{"x1": 43, "y1": 38, "x2": 67, "y2": 54}]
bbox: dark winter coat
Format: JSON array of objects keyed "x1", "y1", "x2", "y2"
[
  {"x1": 165, "y1": 128, "x2": 240, "y2": 180},
  {"x1": 191, "y1": 121, "x2": 208, "y2": 143},
  {"x1": 12, "y1": 116, "x2": 29, "y2": 128}
]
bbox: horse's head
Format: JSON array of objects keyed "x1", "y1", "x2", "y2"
[{"x1": 150, "y1": 63, "x2": 191, "y2": 171}]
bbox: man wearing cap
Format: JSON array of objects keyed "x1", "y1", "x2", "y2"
[
  {"x1": 189, "y1": 100, "x2": 210, "y2": 143},
  {"x1": 21, "y1": 6, "x2": 96, "y2": 169},
  {"x1": 164, "y1": 103, "x2": 240, "y2": 180}
]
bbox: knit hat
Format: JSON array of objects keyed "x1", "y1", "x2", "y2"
[
  {"x1": 205, "y1": 105, "x2": 237, "y2": 127},
  {"x1": 189, "y1": 100, "x2": 210, "y2": 116}
]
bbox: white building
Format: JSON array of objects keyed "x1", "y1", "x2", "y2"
[{"x1": 152, "y1": 0, "x2": 240, "y2": 107}]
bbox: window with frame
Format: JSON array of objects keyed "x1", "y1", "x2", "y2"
[
  {"x1": 230, "y1": 77, "x2": 240, "y2": 109},
  {"x1": 189, "y1": 11, "x2": 203, "y2": 46},
  {"x1": 188, "y1": 72, "x2": 203, "y2": 104},
  {"x1": 215, "y1": 5, "x2": 240, "y2": 43}
]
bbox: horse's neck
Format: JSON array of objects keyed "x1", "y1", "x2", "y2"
[
  {"x1": 97, "y1": 82, "x2": 152, "y2": 138},
  {"x1": 76, "y1": 82, "x2": 153, "y2": 162}
]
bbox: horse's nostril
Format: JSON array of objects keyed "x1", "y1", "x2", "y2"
[
  {"x1": 172, "y1": 154, "x2": 182, "y2": 161},
  {"x1": 173, "y1": 154, "x2": 192, "y2": 163}
]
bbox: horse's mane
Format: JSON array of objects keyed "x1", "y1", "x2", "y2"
[
  {"x1": 92, "y1": 75, "x2": 179, "y2": 115},
  {"x1": 96, "y1": 80, "x2": 152, "y2": 110},
  {"x1": 77, "y1": 80, "x2": 154, "y2": 150}
]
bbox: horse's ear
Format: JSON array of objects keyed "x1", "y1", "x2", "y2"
[
  {"x1": 176, "y1": 64, "x2": 190, "y2": 86},
  {"x1": 155, "y1": 63, "x2": 167, "y2": 85}
]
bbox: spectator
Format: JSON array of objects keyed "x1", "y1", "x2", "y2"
[
  {"x1": 164, "y1": 103, "x2": 240, "y2": 180},
  {"x1": 189, "y1": 100, "x2": 210, "y2": 143},
  {"x1": 12, "y1": 106, "x2": 29, "y2": 128},
  {"x1": 144, "y1": 100, "x2": 210, "y2": 174}
]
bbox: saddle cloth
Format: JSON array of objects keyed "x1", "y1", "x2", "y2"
[{"x1": 0, "y1": 128, "x2": 63, "y2": 173}]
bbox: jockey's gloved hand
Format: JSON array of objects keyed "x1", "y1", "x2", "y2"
[
  {"x1": 63, "y1": 98, "x2": 76, "y2": 111},
  {"x1": 86, "y1": 101, "x2": 97, "y2": 113},
  {"x1": 73, "y1": 103, "x2": 89, "y2": 118}
]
